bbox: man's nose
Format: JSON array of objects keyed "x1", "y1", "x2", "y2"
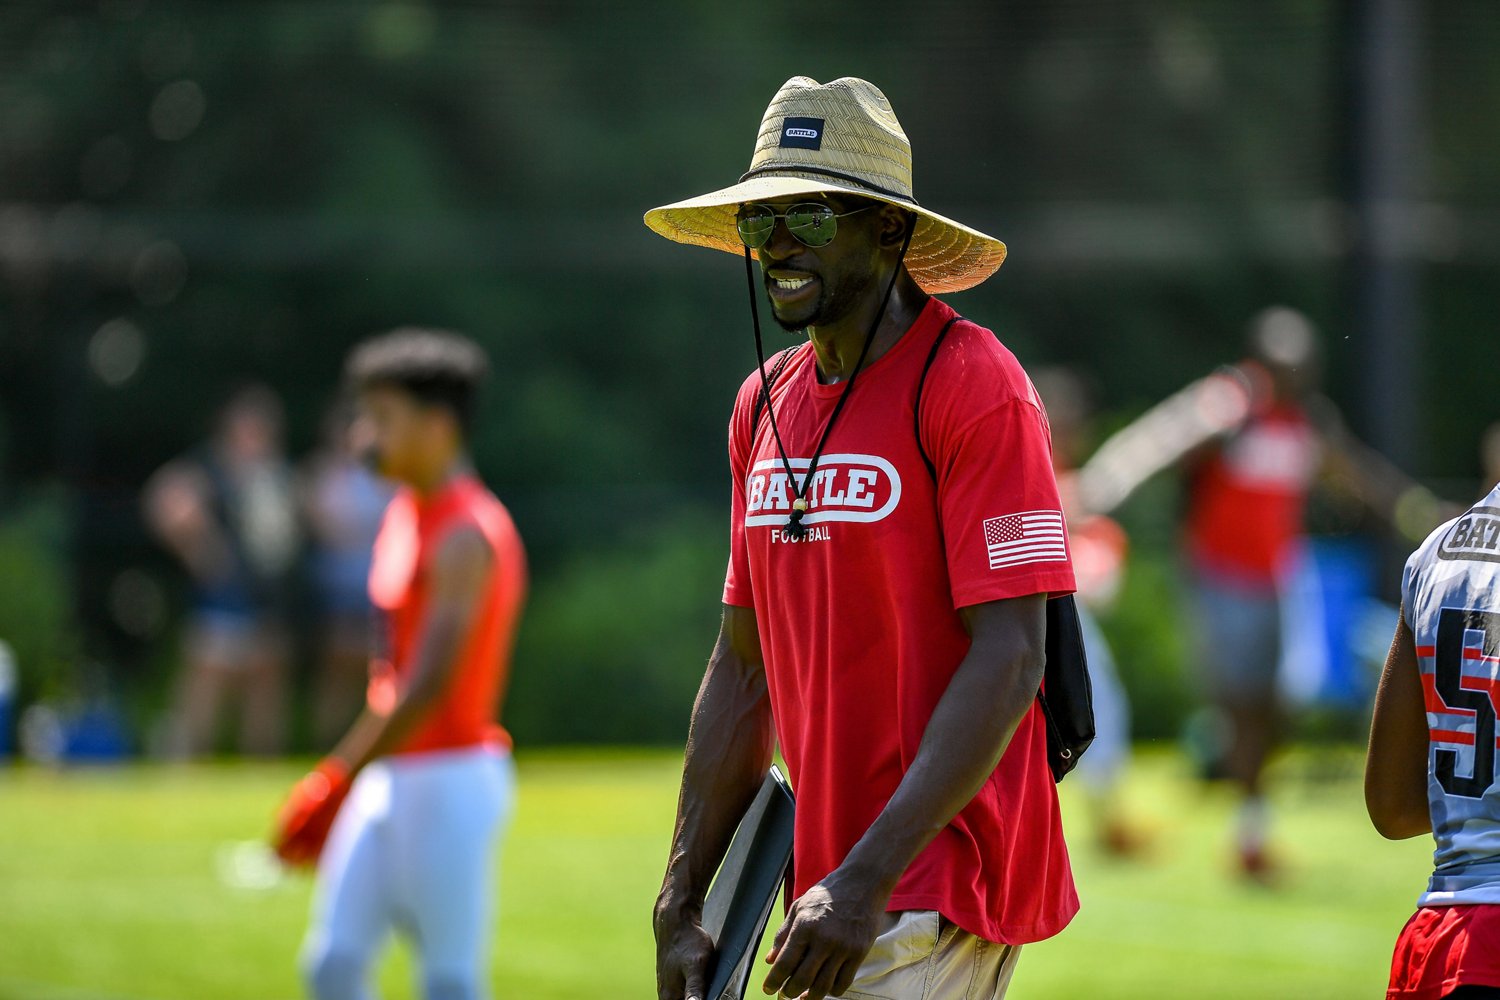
[{"x1": 756, "y1": 216, "x2": 803, "y2": 263}]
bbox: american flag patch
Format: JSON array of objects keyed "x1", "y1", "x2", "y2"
[{"x1": 983, "y1": 510, "x2": 1068, "y2": 570}]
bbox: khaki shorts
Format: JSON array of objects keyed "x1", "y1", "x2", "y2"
[{"x1": 838, "y1": 910, "x2": 1021, "y2": 1000}]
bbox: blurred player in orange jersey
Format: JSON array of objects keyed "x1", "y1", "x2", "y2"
[{"x1": 272, "y1": 329, "x2": 527, "y2": 1000}]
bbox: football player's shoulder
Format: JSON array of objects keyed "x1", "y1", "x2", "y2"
[
  {"x1": 1403, "y1": 507, "x2": 1475, "y2": 607},
  {"x1": 460, "y1": 482, "x2": 523, "y2": 556}
]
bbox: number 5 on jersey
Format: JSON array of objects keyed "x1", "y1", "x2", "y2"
[{"x1": 1433, "y1": 607, "x2": 1500, "y2": 799}]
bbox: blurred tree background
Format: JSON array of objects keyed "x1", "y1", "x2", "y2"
[{"x1": 1, "y1": 0, "x2": 1496, "y2": 750}]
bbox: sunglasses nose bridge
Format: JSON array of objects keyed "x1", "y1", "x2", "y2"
[{"x1": 762, "y1": 213, "x2": 807, "y2": 256}]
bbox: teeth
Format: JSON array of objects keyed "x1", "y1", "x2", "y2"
[{"x1": 775, "y1": 277, "x2": 813, "y2": 290}]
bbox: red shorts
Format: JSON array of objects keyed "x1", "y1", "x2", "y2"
[{"x1": 1389, "y1": 905, "x2": 1500, "y2": 999}]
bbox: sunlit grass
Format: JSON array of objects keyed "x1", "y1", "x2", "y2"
[{"x1": 0, "y1": 746, "x2": 1430, "y2": 999}]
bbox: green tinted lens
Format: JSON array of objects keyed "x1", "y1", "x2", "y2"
[
  {"x1": 785, "y1": 204, "x2": 839, "y2": 246},
  {"x1": 736, "y1": 206, "x2": 775, "y2": 248}
]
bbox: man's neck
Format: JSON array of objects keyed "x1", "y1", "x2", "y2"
[
  {"x1": 807, "y1": 275, "x2": 927, "y2": 384},
  {"x1": 408, "y1": 455, "x2": 470, "y2": 499}
]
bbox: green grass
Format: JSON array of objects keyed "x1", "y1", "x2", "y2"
[{"x1": 0, "y1": 747, "x2": 1432, "y2": 999}]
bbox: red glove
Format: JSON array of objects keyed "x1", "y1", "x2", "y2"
[{"x1": 271, "y1": 759, "x2": 353, "y2": 867}]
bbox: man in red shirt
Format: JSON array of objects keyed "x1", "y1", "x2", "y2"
[
  {"x1": 271, "y1": 329, "x2": 527, "y2": 1000},
  {"x1": 646, "y1": 77, "x2": 1077, "y2": 1000}
]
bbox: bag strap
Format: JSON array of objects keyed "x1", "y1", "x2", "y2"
[
  {"x1": 913, "y1": 316, "x2": 962, "y2": 481},
  {"x1": 910, "y1": 312, "x2": 1082, "y2": 781},
  {"x1": 751, "y1": 345, "x2": 799, "y2": 437}
]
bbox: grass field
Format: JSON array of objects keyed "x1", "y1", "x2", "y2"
[{"x1": 0, "y1": 746, "x2": 1433, "y2": 1000}]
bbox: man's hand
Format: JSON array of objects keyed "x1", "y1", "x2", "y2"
[
  {"x1": 761, "y1": 870, "x2": 886, "y2": 1000},
  {"x1": 655, "y1": 604, "x2": 774, "y2": 999},
  {"x1": 271, "y1": 758, "x2": 352, "y2": 867},
  {"x1": 653, "y1": 898, "x2": 715, "y2": 1000}
]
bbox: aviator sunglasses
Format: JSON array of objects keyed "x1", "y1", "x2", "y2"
[{"x1": 735, "y1": 202, "x2": 875, "y2": 250}]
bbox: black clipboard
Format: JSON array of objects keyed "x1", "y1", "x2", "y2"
[{"x1": 701, "y1": 765, "x2": 795, "y2": 1000}]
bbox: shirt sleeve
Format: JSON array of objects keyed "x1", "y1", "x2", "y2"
[
  {"x1": 722, "y1": 375, "x2": 758, "y2": 608},
  {"x1": 935, "y1": 398, "x2": 1078, "y2": 609}
]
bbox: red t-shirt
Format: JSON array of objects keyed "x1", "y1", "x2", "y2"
[
  {"x1": 1184, "y1": 395, "x2": 1319, "y2": 586},
  {"x1": 723, "y1": 297, "x2": 1079, "y2": 945},
  {"x1": 367, "y1": 475, "x2": 528, "y2": 756}
]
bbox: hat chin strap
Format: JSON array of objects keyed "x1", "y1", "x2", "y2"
[{"x1": 744, "y1": 219, "x2": 917, "y2": 539}]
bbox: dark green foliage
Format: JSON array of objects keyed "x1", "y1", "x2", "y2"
[
  {"x1": 506, "y1": 511, "x2": 726, "y2": 745},
  {"x1": 1, "y1": 2, "x2": 1496, "y2": 745}
]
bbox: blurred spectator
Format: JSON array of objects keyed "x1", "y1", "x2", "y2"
[
  {"x1": 1035, "y1": 367, "x2": 1148, "y2": 858},
  {"x1": 1076, "y1": 307, "x2": 1450, "y2": 881},
  {"x1": 144, "y1": 385, "x2": 300, "y2": 758},
  {"x1": 300, "y1": 404, "x2": 392, "y2": 748}
]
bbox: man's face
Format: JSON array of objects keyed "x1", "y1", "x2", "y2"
[
  {"x1": 355, "y1": 385, "x2": 443, "y2": 484},
  {"x1": 749, "y1": 195, "x2": 886, "y2": 333}
]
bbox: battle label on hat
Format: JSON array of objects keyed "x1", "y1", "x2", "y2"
[{"x1": 780, "y1": 117, "x2": 824, "y2": 150}]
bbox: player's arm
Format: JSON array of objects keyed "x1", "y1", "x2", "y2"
[
  {"x1": 329, "y1": 525, "x2": 494, "y2": 774},
  {"x1": 654, "y1": 603, "x2": 774, "y2": 1000},
  {"x1": 1075, "y1": 366, "x2": 1253, "y2": 515},
  {"x1": 273, "y1": 525, "x2": 493, "y2": 866},
  {"x1": 1312, "y1": 397, "x2": 1457, "y2": 543},
  {"x1": 1365, "y1": 609, "x2": 1433, "y2": 840},
  {"x1": 763, "y1": 593, "x2": 1046, "y2": 1000}
]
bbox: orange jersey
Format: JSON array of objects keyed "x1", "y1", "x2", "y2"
[
  {"x1": 366, "y1": 474, "x2": 527, "y2": 755},
  {"x1": 1184, "y1": 402, "x2": 1320, "y2": 585}
]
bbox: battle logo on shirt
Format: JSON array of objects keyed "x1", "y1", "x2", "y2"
[
  {"x1": 1439, "y1": 506, "x2": 1500, "y2": 564},
  {"x1": 744, "y1": 453, "x2": 901, "y2": 535}
]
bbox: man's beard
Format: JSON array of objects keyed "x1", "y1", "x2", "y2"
[{"x1": 765, "y1": 269, "x2": 876, "y2": 334}]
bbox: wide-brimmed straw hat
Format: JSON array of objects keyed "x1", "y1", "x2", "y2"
[{"x1": 644, "y1": 76, "x2": 1007, "y2": 294}]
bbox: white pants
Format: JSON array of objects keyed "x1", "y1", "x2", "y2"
[
  {"x1": 300, "y1": 745, "x2": 515, "y2": 1000},
  {"x1": 841, "y1": 910, "x2": 1021, "y2": 1000}
]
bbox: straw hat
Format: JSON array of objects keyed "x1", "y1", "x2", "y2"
[{"x1": 644, "y1": 76, "x2": 1007, "y2": 294}]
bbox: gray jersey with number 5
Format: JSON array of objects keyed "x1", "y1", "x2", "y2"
[{"x1": 1404, "y1": 481, "x2": 1500, "y2": 906}]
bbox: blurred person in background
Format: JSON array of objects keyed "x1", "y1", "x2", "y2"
[
  {"x1": 1366, "y1": 474, "x2": 1500, "y2": 998},
  {"x1": 1034, "y1": 367, "x2": 1147, "y2": 858},
  {"x1": 301, "y1": 403, "x2": 393, "y2": 748},
  {"x1": 1076, "y1": 306, "x2": 1450, "y2": 882},
  {"x1": 273, "y1": 329, "x2": 527, "y2": 1000},
  {"x1": 143, "y1": 384, "x2": 300, "y2": 758}
]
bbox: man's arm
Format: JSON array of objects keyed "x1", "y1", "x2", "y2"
[
  {"x1": 762, "y1": 593, "x2": 1046, "y2": 1000},
  {"x1": 330, "y1": 525, "x2": 493, "y2": 773},
  {"x1": 654, "y1": 603, "x2": 774, "y2": 1000},
  {"x1": 1312, "y1": 398, "x2": 1458, "y2": 544},
  {"x1": 1365, "y1": 610, "x2": 1433, "y2": 840},
  {"x1": 142, "y1": 461, "x2": 233, "y2": 585}
]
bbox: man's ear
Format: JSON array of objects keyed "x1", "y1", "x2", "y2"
[{"x1": 877, "y1": 205, "x2": 914, "y2": 250}]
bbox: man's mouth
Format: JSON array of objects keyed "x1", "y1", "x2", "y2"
[{"x1": 766, "y1": 269, "x2": 819, "y2": 304}]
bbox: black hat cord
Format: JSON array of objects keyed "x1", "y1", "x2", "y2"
[{"x1": 743, "y1": 219, "x2": 915, "y2": 539}]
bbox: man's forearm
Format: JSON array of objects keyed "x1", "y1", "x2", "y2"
[
  {"x1": 331, "y1": 688, "x2": 439, "y2": 775},
  {"x1": 658, "y1": 639, "x2": 774, "y2": 913},
  {"x1": 839, "y1": 621, "x2": 1044, "y2": 899}
]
